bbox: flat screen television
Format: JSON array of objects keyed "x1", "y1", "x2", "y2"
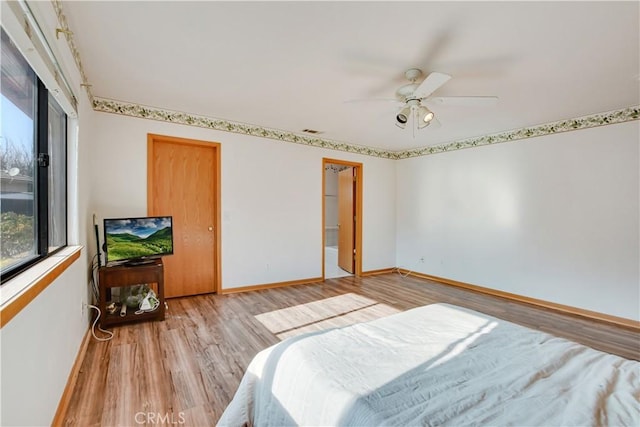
[{"x1": 103, "y1": 216, "x2": 174, "y2": 265}]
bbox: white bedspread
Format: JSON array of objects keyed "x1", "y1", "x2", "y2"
[{"x1": 218, "y1": 303, "x2": 639, "y2": 426}]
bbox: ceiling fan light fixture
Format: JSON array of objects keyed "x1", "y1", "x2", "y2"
[
  {"x1": 417, "y1": 106, "x2": 434, "y2": 129},
  {"x1": 396, "y1": 106, "x2": 411, "y2": 128}
]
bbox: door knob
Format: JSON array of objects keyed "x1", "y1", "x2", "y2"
[{"x1": 208, "y1": 226, "x2": 213, "y2": 231}]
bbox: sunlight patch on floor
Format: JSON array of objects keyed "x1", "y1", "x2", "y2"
[{"x1": 254, "y1": 293, "x2": 401, "y2": 340}]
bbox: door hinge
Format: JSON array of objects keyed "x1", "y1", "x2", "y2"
[
  {"x1": 353, "y1": 248, "x2": 356, "y2": 255},
  {"x1": 37, "y1": 153, "x2": 50, "y2": 167}
]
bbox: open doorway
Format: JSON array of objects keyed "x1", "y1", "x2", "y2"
[{"x1": 323, "y1": 158, "x2": 362, "y2": 279}]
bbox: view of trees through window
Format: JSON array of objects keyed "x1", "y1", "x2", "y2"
[{"x1": 0, "y1": 139, "x2": 36, "y2": 262}]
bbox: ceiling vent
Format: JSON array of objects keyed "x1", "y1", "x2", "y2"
[{"x1": 302, "y1": 128, "x2": 322, "y2": 134}]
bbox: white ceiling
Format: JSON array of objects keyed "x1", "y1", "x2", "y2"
[{"x1": 62, "y1": 1, "x2": 639, "y2": 152}]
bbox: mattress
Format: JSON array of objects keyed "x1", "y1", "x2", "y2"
[{"x1": 218, "y1": 303, "x2": 639, "y2": 426}]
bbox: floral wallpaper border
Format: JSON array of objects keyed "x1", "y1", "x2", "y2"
[
  {"x1": 94, "y1": 97, "x2": 639, "y2": 160},
  {"x1": 325, "y1": 164, "x2": 350, "y2": 173},
  {"x1": 92, "y1": 97, "x2": 397, "y2": 159},
  {"x1": 396, "y1": 106, "x2": 640, "y2": 159},
  {"x1": 51, "y1": 0, "x2": 94, "y2": 103}
]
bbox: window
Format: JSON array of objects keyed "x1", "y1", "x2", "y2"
[{"x1": 1, "y1": 27, "x2": 67, "y2": 281}]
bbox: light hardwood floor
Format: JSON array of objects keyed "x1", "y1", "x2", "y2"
[{"x1": 63, "y1": 273, "x2": 639, "y2": 426}]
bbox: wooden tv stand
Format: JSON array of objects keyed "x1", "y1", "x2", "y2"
[{"x1": 98, "y1": 259, "x2": 165, "y2": 327}]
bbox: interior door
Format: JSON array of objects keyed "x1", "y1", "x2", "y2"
[
  {"x1": 338, "y1": 167, "x2": 355, "y2": 273},
  {"x1": 148, "y1": 136, "x2": 218, "y2": 297}
]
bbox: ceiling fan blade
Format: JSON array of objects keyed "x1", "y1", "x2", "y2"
[
  {"x1": 412, "y1": 72, "x2": 451, "y2": 99},
  {"x1": 428, "y1": 96, "x2": 498, "y2": 107}
]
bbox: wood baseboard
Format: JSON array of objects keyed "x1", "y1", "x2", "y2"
[
  {"x1": 51, "y1": 327, "x2": 91, "y2": 426},
  {"x1": 399, "y1": 269, "x2": 640, "y2": 331},
  {"x1": 361, "y1": 268, "x2": 396, "y2": 277},
  {"x1": 220, "y1": 277, "x2": 324, "y2": 294}
]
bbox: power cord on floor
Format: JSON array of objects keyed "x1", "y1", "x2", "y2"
[
  {"x1": 87, "y1": 304, "x2": 114, "y2": 341},
  {"x1": 394, "y1": 266, "x2": 413, "y2": 278}
]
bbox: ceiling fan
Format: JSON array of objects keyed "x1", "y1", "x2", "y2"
[{"x1": 349, "y1": 68, "x2": 498, "y2": 132}]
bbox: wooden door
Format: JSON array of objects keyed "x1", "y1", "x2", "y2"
[
  {"x1": 148, "y1": 135, "x2": 220, "y2": 297},
  {"x1": 338, "y1": 167, "x2": 355, "y2": 273}
]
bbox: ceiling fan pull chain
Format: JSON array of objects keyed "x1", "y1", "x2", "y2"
[{"x1": 412, "y1": 108, "x2": 416, "y2": 138}]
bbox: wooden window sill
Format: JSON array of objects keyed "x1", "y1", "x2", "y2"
[{"x1": 0, "y1": 246, "x2": 82, "y2": 328}]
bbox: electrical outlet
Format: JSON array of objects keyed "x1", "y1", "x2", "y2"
[{"x1": 81, "y1": 300, "x2": 86, "y2": 318}]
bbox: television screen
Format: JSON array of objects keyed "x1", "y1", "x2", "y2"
[{"x1": 103, "y1": 216, "x2": 173, "y2": 265}]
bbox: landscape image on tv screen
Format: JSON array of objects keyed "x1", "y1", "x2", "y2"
[{"x1": 104, "y1": 216, "x2": 173, "y2": 263}]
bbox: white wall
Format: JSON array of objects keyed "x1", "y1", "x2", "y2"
[
  {"x1": 87, "y1": 113, "x2": 397, "y2": 288},
  {"x1": 0, "y1": 256, "x2": 87, "y2": 426},
  {"x1": 396, "y1": 121, "x2": 640, "y2": 321}
]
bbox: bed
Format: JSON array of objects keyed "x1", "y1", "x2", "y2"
[{"x1": 218, "y1": 303, "x2": 639, "y2": 426}]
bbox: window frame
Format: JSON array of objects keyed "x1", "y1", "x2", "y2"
[
  {"x1": 1, "y1": 29, "x2": 68, "y2": 283},
  {"x1": 47, "y1": 93, "x2": 68, "y2": 253}
]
